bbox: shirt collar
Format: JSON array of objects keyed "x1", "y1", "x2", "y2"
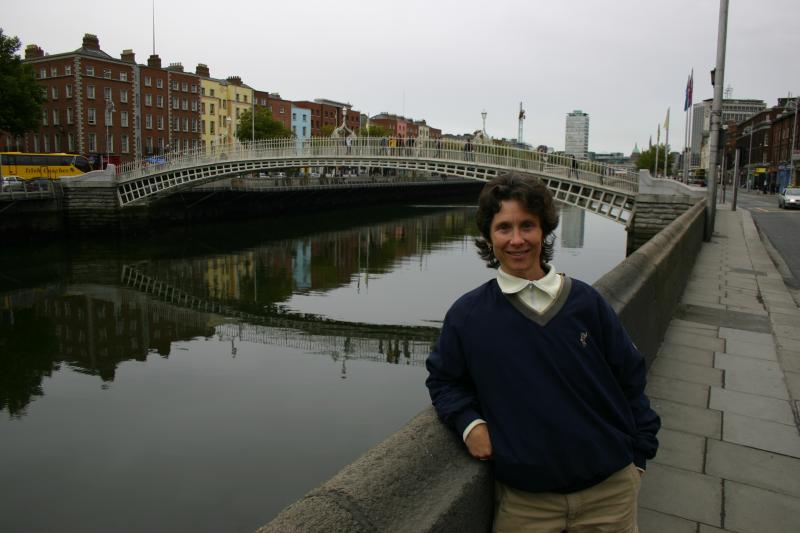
[{"x1": 496, "y1": 264, "x2": 560, "y2": 299}]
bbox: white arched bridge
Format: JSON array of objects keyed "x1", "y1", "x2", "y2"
[{"x1": 113, "y1": 138, "x2": 640, "y2": 223}]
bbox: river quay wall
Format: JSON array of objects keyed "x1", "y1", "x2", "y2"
[{"x1": 257, "y1": 199, "x2": 706, "y2": 532}]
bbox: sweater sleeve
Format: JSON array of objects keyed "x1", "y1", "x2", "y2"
[
  {"x1": 425, "y1": 312, "x2": 484, "y2": 438},
  {"x1": 596, "y1": 295, "x2": 661, "y2": 469}
]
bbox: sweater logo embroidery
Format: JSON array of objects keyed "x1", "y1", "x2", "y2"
[{"x1": 580, "y1": 331, "x2": 589, "y2": 348}]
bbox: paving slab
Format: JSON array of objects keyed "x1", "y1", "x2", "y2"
[
  {"x1": 682, "y1": 297, "x2": 724, "y2": 309},
  {"x1": 724, "y1": 481, "x2": 800, "y2": 533},
  {"x1": 647, "y1": 375, "x2": 710, "y2": 407},
  {"x1": 657, "y1": 343, "x2": 715, "y2": 367},
  {"x1": 724, "y1": 304, "x2": 768, "y2": 317},
  {"x1": 673, "y1": 304, "x2": 771, "y2": 333},
  {"x1": 723, "y1": 412, "x2": 800, "y2": 459},
  {"x1": 709, "y1": 386, "x2": 795, "y2": 425},
  {"x1": 715, "y1": 353, "x2": 789, "y2": 400},
  {"x1": 650, "y1": 398, "x2": 721, "y2": 438},
  {"x1": 638, "y1": 463, "x2": 722, "y2": 526},
  {"x1": 772, "y1": 325, "x2": 800, "y2": 341},
  {"x1": 651, "y1": 358, "x2": 724, "y2": 387},
  {"x1": 667, "y1": 324, "x2": 721, "y2": 339},
  {"x1": 723, "y1": 339, "x2": 777, "y2": 361},
  {"x1": 698, "y1": 526, "x2": 736, "y2": 533},
  {"x1": 706, "y1": 439, "x2": 800, "y2": 498},
  {"x1": 777, "y1": 349, "x2": 800, "y2": 373},
  {"x1": 669, "y1": 318, "x2": 718, "y2": 331},
  {"x1": 650, "y1": 428, "x2": 705, "y2": 472},
  {"x1": 720, "y1": 294, "x2": 764, "y2": 310},
  {"x1": 718, "y1": 327, "x2": 774, "y2": 347},
  {"x1": 663, "y1": 330, "x2": 726, "y2": 352},
  {"x1": 785, "y1": 371, "x2": 800, "y2": 400},
  {"x1": 637, "y1": 508, "x2": 697, "y2": 533}
]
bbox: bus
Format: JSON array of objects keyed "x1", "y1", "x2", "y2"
[{"x1": 0, "y1": 152, "x2": 91, "y2": 181}]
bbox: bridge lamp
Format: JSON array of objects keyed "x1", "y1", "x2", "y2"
[{"x1": 481, "y1": 110, "x2": 487, "y2": 135}]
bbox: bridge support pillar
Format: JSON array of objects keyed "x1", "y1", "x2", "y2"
[
  {"x1": 61, "y1": 174, "x2": 120, "y2": 232},
  {"x1": 626, "y1": 194, "x2": 703, "y2": 255}
]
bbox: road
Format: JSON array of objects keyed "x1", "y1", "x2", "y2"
[{"x1": 725, "y1": 187, "x2": 800, "y2": 291}]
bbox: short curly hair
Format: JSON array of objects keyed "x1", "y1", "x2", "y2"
[{"x1": 475, "y1": 172, "x2": 559, "y2": 269}]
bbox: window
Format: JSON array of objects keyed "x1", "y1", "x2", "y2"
[
  {"x1": 192, "y1": 119, "x2": 198, "y2": 132},
  {"x1": 120, "y1": 111, "x2": 129, "y2": 127},
  {"x1": 210, "y1": 121, "x2": 215, "y2": 134},
  {"x1": 201, "y1": 87, "x2": 205, "y2": 96},
  {"x1": 107, "y1": 133, "x2": 113, "y2": 153},
  {"x1": 145, "y1": 94, "x2": 152, "y2": 106},
  {"x1": 144, "y1": 75, "x2": 152, "y2": 87},
  {"x1": 158, "y1": 138, "x2": 165, "y2": 152},
  {"x1": 236, "y1": 94, "x2": 240, "y2": 102},
  {"x1": 293, "y1": 126, "x2": 297, "y2": 134},
  {"x1": 120, "y1": 72, "x2": 128, "y2": 82},
  {"x1": 105, "y1": 108, "x2": 113, "y2": 126},
  {"x1": 145, "y1": 114, "x2": 152, "y2": 129},
  {"x1": 51, "y1": 67, "x2": 58, "y2": 77},
  {"x1": 201, "y1": 119, "x2": 206, "y2": 133},
  {"x1": 191, "y1": 100, "x2": 198, "y2": 112},
  {"x1": 86, "y1": 65, "x2": 94, "y2": 76},
  {"x1": 292, "y1": 113, "x2": 296, "y2": 120},
  {"x1": 43, "y1": 136, "x2": 49, "y2": 152},
  {"x1": 191, "y1": 84, "x2": 197, "y2": 93},
  {"x1": 87, "y1": 108, "x2": 96, "y2": 125},
  {"x1": 51, "y1": 87, "x2": 59, "y2": 99},
  {"x1": 103, "y1": 69, "x2": 111, "y2": 79},
  {"x1": 280, "y1": 106, "x2": 285, "y2": 114},
  {"x1": 302, "y1": 126, "x2": 307, "y2": 137},
  {"x1": 172, "y1": 80, "x2": 179, "y2": 90},
  {"x1": 210, "y1": 103, "x2": 215, "y2": 114},
  {"x1": 54, "y1": 135, "x2": 60, "y2": 152},
  {"x1": 236, "y1": 108, "x2": 240, "y2": 118},
  {"x1": 210, "y1": 89, "x2": 215, "y2": 97},
  {"x1": 156, "y1": 95, "x2": 163, "y2": 108},
  {"x1": 87, "y1": 85, "x2": 95, "y2": 99},
  {"x1": 172, "y1": 97, "x2": 179, "y2": 110},
  {"x1": 182, "y1": 82, "x2": 188, "y2": 92},
  {"x1": 146, "y1": 137, "x2": 153, "y2": 154},
  {"x1": 156, "y1": 78, "x2": 163, "y2": 88},
  {"x1": 174, "y1": 117, "x2": 180, "y2": 132},
  {"x1": 33, "y1": 137, "x2": 39, "y2": 152},
  {"x1": 67, "y1": 133, "x2": 74, "y2": 152},
  {"x1": 65, "y1": 85, "x2": 72, "y2": 98},
  {"x1": 302, "y1": 114, "x2": 307, "y2": 122},
  {"x1": 66, "y1": 108, "x2": 73, "y2": 125},
  {"x1": 65, "y1": 65, "x2": 72, "y2": 76},
  {"x1": 42, "y1": 109, "x2": 48, "y2": 126},
  {"x1": 182, "y1": 98, "x2": 188, "y2": 110},
  {"x1": 104, "y1": 87, "x2": 112, "y2": 101},
  {"x1": 52, "y1": 109, "x2": 59, "y2": 125},
  {"x1": 157, "y1": 116, "x2": 164, "y2": 130},
  {"x1": 121, "y1": 134, "x2": 129, "y2": 153},
  {"x1": 120, "y1": 89, "x2": 128, "y2": 103},
  {"x1": 40, "y1": 68, "x2": 47, "y2": 79},
  {"x1": 183, "y1": 117, "x2": 189, "y2": 132},
  {"x1": 88, "y1": 133, "x2": 97, "y2": 151}
]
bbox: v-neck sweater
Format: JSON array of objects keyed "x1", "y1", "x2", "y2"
[{"x1": 426, "y1": 277, "x2": 660, "y2": 494}]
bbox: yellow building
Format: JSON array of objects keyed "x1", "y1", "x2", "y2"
[{"x1": 198, "y1": 69, "x2": 253, "y2": 151}]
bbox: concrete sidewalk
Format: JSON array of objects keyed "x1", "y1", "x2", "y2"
[{"x1": 637, "y1": 203, "x2": 800, "y2": 532}]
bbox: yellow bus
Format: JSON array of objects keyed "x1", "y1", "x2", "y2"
[{"x1": 0, "y1": 152, "x2": 91, "y2": 181}]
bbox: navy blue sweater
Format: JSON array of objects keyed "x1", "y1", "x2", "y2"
[{"x1": 426, "y1": 277, "x2": 660, "y2": 494}]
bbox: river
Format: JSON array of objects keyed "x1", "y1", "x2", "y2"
[{"x1": 0, "y1": 202, "x2": 625, "y2": 532}]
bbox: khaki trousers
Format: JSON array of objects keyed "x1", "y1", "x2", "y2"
[{"x1": 493, "y1": 463, "x2": 641, "y2": 533}]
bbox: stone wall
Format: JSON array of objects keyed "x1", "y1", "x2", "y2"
[
  {"x1": 626, "y1": 194, "x2": 701, "y2": 255},
  {"x1": 257, "y1": 198, "x2": 707, "y2": 533}
]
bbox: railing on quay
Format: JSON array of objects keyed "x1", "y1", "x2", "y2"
[
  {"x1": 0, "y1": 180, "x2": 60, "y2": 202},
  {"x1": 115, "y1": 137, "x2": 639, "y2": 194}
]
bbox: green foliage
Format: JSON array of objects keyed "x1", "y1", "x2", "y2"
[
  {"x1": 235, "y1": 107, "x2": 292, "y2": 141},
  {"x1": 359, "y1": 124, "x2": 390, "y2": 137},
  {"x1": 320, "y1": 124, "x2": 336, "y2": 137},
  {"x1": 0, "y1": 28, "x2": 44, "y2": 136},
  {"x1": 636, "y1": 144, "x2": 674, "y2": 175}
]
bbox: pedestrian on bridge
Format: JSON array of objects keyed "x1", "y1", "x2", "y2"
[{"x1": 426, "y1": 172, "x2": 660, "y2": 532}]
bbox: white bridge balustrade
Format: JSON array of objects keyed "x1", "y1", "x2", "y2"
[{"x1": 114, "y1": 138, "x2": 639, "y2": 224}]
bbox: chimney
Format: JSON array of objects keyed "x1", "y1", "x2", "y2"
[
  {"x1": 120, "y1": 49, "x2": 136, "y2": 63},
  {"x1": 167, "y1": 62, "x2": 184, "y2": 72},
  {"x1": 25, "y1": 44, "x2": 45, "y2": 59},
  {"x1": 82, "y1": 33, "x2": 100, "y2": 51},
  {"x1": 195, "y1": 63, "x2": 210, "y2": 77},
  {"x1": 147, "y1": 54, "x2": 162, "y2": 68},
  {"x1": 226, "y1": 75, "x2": 242, "y2": 86}
]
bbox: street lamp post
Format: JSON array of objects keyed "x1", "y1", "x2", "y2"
[
  {"x1": 481, "y1": 110, "x2": 487, "y2": 136},
  {"x1": 747, "y1": 125, "x2": 754, "y2": 190},
  {"x1": 790, "y1": 97, "x2": 799, "y2": 186},
  {"x1": 105, "y1": 98, "x2": 115, "y2": 168}
]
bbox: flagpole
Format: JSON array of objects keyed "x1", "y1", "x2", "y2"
[
  {"x1": 655, "y1": 124, "x2": 661, "y2": 178},
  {"x1": 684, "y1": 103, "x2": 690, "y2": 182},
  {"x1": 665, "y1": 107, "x2": 670, "y2": 177}
]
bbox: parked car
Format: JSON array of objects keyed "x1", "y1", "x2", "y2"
[
  {"x1": 310, "y1": 172, "x2": 321, "y2": 179},
  {"x1": 1, "y1": 176, "x2": 25, "y2": 192},
  {"x1": 778, "y1": 187, "x2": 800, "y2": 209}
]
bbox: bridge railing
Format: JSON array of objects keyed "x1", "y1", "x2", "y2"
[{"x1": 116, "y1": 137, "x2": 639, "y2": 193}]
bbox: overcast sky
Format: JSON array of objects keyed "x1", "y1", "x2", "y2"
[{"x1": 6, "y1": 0, "x2": 800, "y2": 153}]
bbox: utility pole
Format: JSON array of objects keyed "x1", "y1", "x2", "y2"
[{"x1": 705, "y1": 0, "x2": 729, "y2": 241}]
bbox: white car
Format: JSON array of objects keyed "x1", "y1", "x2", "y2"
[
  {"x1": 310, "y1": 172, "x2": 321, "y2": 178},
  {"x1": 778, "y1": 187, "x2": 800, "y2": 209},
  {"x1": 1, "y1": 176, "x2": 25, "y2": 192}
]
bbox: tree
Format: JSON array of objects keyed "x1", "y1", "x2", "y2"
[
  {"x1": 320, "y1": 124, "x2": 336, "y2": 137},
  {"x1": 358, "y1": 124, "x2": 390, "y2": 137},
  {"x1": 0, "y1": 28, "x2": 44, "y2": 136},
  {"x1": 235, "y1": 107, "x2": 292, "y2": 141},
  {"x1": 635, "y1": 144, "x2": 674, "y2": 176}
]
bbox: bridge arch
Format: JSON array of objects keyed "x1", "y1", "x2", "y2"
[{"x1": 114, "y1": 138, "x2": 639, "y2": 223}]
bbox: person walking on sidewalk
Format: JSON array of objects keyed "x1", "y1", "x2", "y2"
[{"x1": 426, "y1": 172, "x2": 660, "y2": 532}]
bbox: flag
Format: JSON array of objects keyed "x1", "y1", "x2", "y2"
[{"x1": 684, "y1": 70, "x2": 694, "y2": 111}]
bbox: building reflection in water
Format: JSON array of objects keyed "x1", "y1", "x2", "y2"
[
  {"x1": 1, "y1": 207, "x2": 467, "y2": 418},
  {"x1": 560, "y1": 204, "x2": 586, "y2": 249}
]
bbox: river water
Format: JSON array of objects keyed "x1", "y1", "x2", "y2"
[{"x1": 0, "y1": 202, "x2": 625, "y2": 532}]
